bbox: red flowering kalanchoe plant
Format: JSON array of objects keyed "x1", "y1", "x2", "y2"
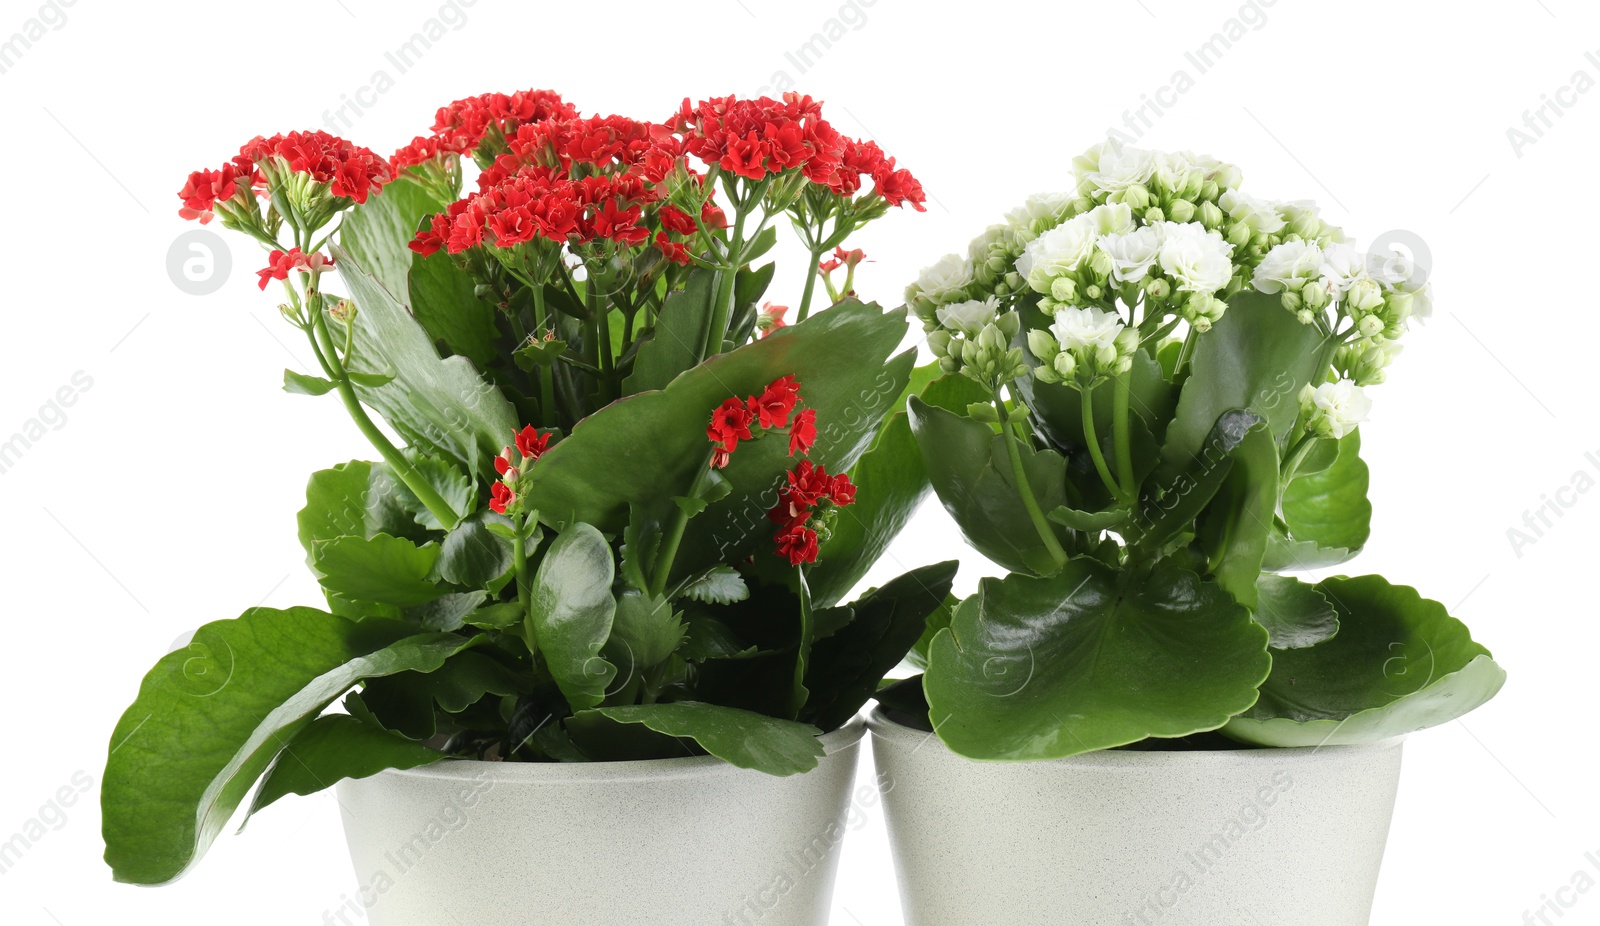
[{"x1": 104, "y1": 88, "x2": 956, "y2": 887}]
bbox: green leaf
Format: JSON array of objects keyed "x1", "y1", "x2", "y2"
[
  {"x1": 297, "y1": 461, "x2": 425, "y2": 558},
  {"x1": 801, "y1": 561, "x2": 958, "y2": 730},
  {"x1": 248, "y1": 714, "x2": 442, "y2": 815},
  {"x1": 622, "y1": 266, "x2": 717, "y2": 393},
  {"x1": 358, "y1": 650, "x2": 523, "y2": 739},
  {"x1": 606, "y1": 591, "x2": 686, "y2": 675},
  {"x1": 283, "y1": 369, "x2": 337, "y2": 396},
  {"x1": 566, "y1": 702, "x2": 825, "y2": 776},
  {"x1": 1049, "y1": 505, "x2": 1131, "y2": 532},
  {"x1": 924, "y1": 559, "x2": 1271, "y2": 760},
  {"x1": 1194, "y1": 419, "x2": 1279, "y2": 609},
  {"x1": 1254, "y1": 574, "x2": 1339, "y2": 649},
  {"x1": 907, "y1": 594, "x2": 960, "y2": 672},
  {"x1": 1280, "y1": 428, "x2": 1372, "y2": 557},
  {"x1": 331, "y1": 242, "x2": 519, "y2": 477},
  {"x1": 908, "y1": 395, "x2": 1071, "y2": 576},
  {"x1": 1131, "y1": 408, "x2": 1265, "y2": 552},
  {"x1": 405, "y1": 591, "x2": 490, "y2": 632},
  {"x1": 620, "y1": 503, "x2": 662, "y2": 592},
  {"x1": 805, "y1": 367, "x2": 977, "y2": 608},
  {"x1": 410, "y1": 251, "x2": 501, "y2": 369},
  {"x1": 346, "y1": 370, "x2": 396, "y2": 388},
  {"x1": 436, "y1": 512, "x2": 514, "y2": 589},
  {"x1": 101, "y1": 609, "x2": 476, "y2": 884},
  {"x1": 337, "y1": 176, "x2": 443, "y2": 299},
  {"x1": 525, "y1": 523, "x2": 617, "y2": 710},
  {"x1": 529, "y1": 300, "x2": 912, "y2": 577},
  {"x1": 311, "y1": 534, "x2": 446, "y2": 607},
  {"x1": 1018, "y1": 349, "x2": 1176, "y2": 455},
  {"x1": 1159, "y1": 291, "x2": 1332, "y2": 480},
  {"x1": 679, "y1": 565, "x2": 750, "y2": 605},
  {"x1": 512, "y1": 338, "x2": 568, "y2": 371},
  {"x1": 1224, "y1": 575, "x2": 1506, "y2": 746},
  {"x1": 735, "y1": 261, "x2": 777, "y2": 312}
]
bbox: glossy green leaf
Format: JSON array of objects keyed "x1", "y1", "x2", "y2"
[
  {"x1": 1195, "y1": 421, "x2": 1278, "y2": 609},
  {"x1": 566, "y1": 702, "x2": 825, "y2": 775},
  {"x1": 679, "y1": 565, "x2": 750, "y2": 605},
  {"x1": 102, "y1": 609, "x2": 476, "y2": 884},
  {"x1": 436, "y1": 512, "x2": 514, "y2": 589},
  {"x1": 283, "y1": 369, "x2": 336, "y2": 396},
  {"x1": 247, "y1": 714, "x2": 442, "y2": 815},
  {"x1": 908, "y1": 396, "x2": 1071, "y2": 576},
  {"x1": 332, "y1": 243, "x2": 519, "y2": 477},
  {"x1": 801, "y1": 561, "x2": 958, "y2": 730},
  {"x1": 907, "y1": 594, "x2": 961, "y2": 672},
  {"x1": 405, "y1": 591, "x2": 490, "y2": 632},
  {"x1": 924, "y1": 559, "x2": 1271, "y2": 760},
  {"x1": 411, "y1": 249, "x2": 501, "y2": 370},
  {"x1": 1131, "y1": 408, "x2": 1265, "y2": 551},
  {"x1": 337, "y1": 177, "x2": 444, "y2": 299},
  {"x1": 525, "y1": 523, "x2": 617, "y2": 710},
  {"x1": 358, "y1": 650, "x2": 523, "y2": 740},
  {"x1": 1159, "y1": 291, "x2": 1332, "y2": 480},
  {"x1": 297, "y1": 461, "x2": 426, "y2": 558},
  {"x1": 806, "y1": 369, "x2": 984, "y2": 607},
  {"x1": 1254, "y1": 574, "x2": 1339, "y2": 649},
  {"x1": 311, "y1": 534, "x2": 446, "y2": 607},
  {"x1": 1224, "y1": 575, "x2": 1505, "y2": 746},
  {"x1": 622, "y1": 266, "x2": 717, "y2": 393},
  {"x1": 606, "y1": 591, "x2": 685, "y2": 674},
  {"x1": 528, "y1": 300, "x2": 911, "y2": 577},
  {"x1": 1281, "y1": 429, "x2": 1371, "y2": 556}
]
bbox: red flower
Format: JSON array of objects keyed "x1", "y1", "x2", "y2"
[
  {"x1": 775, "y1": 524, "x2": 819, "y2": 566},
  {"x1": 707, "y1": 398, "x2": 756, "y2": 462},
  {"x1": 238, "y1": 130, "x2": 393, "y2": 205},
  {"x1": 658, "y1": 204, "x2": 699, "y2": 236},
  {"x1": 789, "y1": 408, "x2": 818, "y2": 456},
  {"x1": 757, "y1": 302, "x2": 788, "y2": 338},
  {"x1": 494, "y1": 447, "x2": 518, "y2": 478},
  {"x1": 748, "y1": 375, "x2": 803, "y2": 429},
  {"x1": 654, "y1": 232, "x2": 691, "y2": 266},
  {"x1": 489, "y1": 481, "x2": 516, "y2": 515},
  {"x1": 255, "y1": 248, "x2": 333, "y2": 290},
  {"x1": 515, "y1": 425, "x2": 551, "y2": 461}
]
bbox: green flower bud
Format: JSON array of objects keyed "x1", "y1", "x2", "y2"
[
  {"x1": 1386, "y1": 291, "x2": 1415, "y2": 325},
  {"x1": 1050, "y1": 276, "x2": 1078, "y2": 303},
  {"x1": 1226, "y1": 222, "x2": 1253, "y2": 248},
  {"x1": 1089, "y1": 249, "x2": 1113, "y2": 279},
  {"x1": 927, "y1": 330, "x2": 953, "y2": 359},
  {"x1": 1280, "y1": 291, "x2": 1303, "y2": 314},
  {"x1": 1199, "y1": 179, "x2": 1220, "y2": 202},
  {"x1": 1301, "y1": 280, "x2": 1329, "y2": 310},
  {"x1": 1027, "y1": 328, "x2": 1059, "y2": 362},
  {"x1": 1053, "y1": 351, "x2": 1077, "y2": 380},
  {"x1": 1122, "y1": 184, "x2": 1152, "y2": 212},
  {"x1": 1347, "y1": 278, "x2": 1385, "y2": 313},
  {"x1": 1145, "y1": 277, "x2": 1171, "y2": 301},
  {"x1": 1198, "y1": 201, "x2": 1224, "y2": 229},
  {"x1": 1357, "y1": 314, "x2": 1385, "y2": 337},
  {"x1": 1144, "y1": 207, "x2": 1165, "y2": 224},
  {"x1": 1084, "y1": 284, "x2": 1103, "y2": 301},
  {"x1": 1295, "y1": 308, "x2": 1315, "y2": 325},
  {"x1": 1167, "y1": 199, "x2": 1196, "y2": 223}
]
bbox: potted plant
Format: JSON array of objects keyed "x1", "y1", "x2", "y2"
[
  {"x1": 872, "y1": 140, "x2": 1506, "y2": 926},
  {"x1": 102, "y1": 88, "x2": 956, "y2": 926}
]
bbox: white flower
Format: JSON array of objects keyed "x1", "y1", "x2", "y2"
[
  {"x1": 1017, "y1": 215, "x2": 1098, "y2": 289},
  {"x1": 935, "y1": 297, "x2": 1000, "y2": 335},
  {"x1": 1252, "y1": 240, "x2": 1325, "y2": 294},
  {"x1": 1300, "y1": 379, "x2": 1371, "y2": 439},
  {"x1": 1085, "y1": 144, "x2": 1156, "y2": 197},
  {"x1": 914, "y1": 253, "x2": 974, "y2": 305},
  {"x1": 1218, "y1": 189, "x2": 1287, "y2": 234},
  {"x1": 1364, "y1": 246, "x2": 1431, "y2": 318},
  {"x1": 1083, "y1": 202, "x2": 1136, "y2": 236},
  {"x1": 1157, "y1": 222, "x2": 1235, "y2": 295},
  {"x1": 1098, "y1": 224, "x2": 1166, "y2": 284},
  {"x1": 1152, "y1": 151, "x2": 1203, "y2": 192},
  {"x1": 1316, "y1": 241, "x2": 1366, "y2": 296},
  {"x1": 1004, "y1": 192, "x2": 1075, "y2": 235},
  {"x1": 1051, "y1": 305, "x2": 1126, "y2": 354}
]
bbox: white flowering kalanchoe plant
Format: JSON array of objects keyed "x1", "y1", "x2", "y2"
[{"x1": 887, "y1": 140, "x2": 1503, "y2": 762}]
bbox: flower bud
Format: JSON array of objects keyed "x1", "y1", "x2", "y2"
[
  {"x1": 1386, "y1": 291, "x2": 1415, "y2": 325},
  {"x1": 1301, "y1": 280, "x2": 1329, "y2": 310},
  {"x1": 1050, "y1": 276, "x2": 1078, "y2": 303},
  {"x1": 1167, "y1": 199, "x2": 1196, "y2": 223},
  {"x1": 996, "y1": 310, "x2": 1021, "y2": 339},
  {"x1": 1053, "y1": 351, "x2": 1077, "y2": 380},
  {"x1": 1027, "y1": 329, "x2": 1059, "y2": 361},
  {"x1": 1122, "y1": 184, "x2": 1151, "y2": 212},
  {"x1": 1199, "y1": 180, "x2": 1220, "y2": 202},
  {"x1": 1226, "y1": 222, "x2": 1253, "y2": 248},
  {"x1": 1084, "y1": 284, "x2": 1103, "y2": 301},
  {"x1": 927, "y1": 330, "x2": 953, "y2": 359},
  {"x1": 1280, "y1": 291, "x2": 1303, "y2": 314},
  {"x1": 1357, "y1": 314, "x2": 1385, "y2": 337},
  {"x1": 1144, "y1": 207, "x2": 1165, "y2": 224},
  {"x1": 1198, "y1": 201, "x2": 1224, "y2": 229},
  {"x1": 1347, "y1": 278, "x2": 1385, "y2": 313},
  {"x1": 1215, "y1": 164, "x2": 1243, "y2": 190},
  {"x1": 1145, "y1": 277, "x2": 1171, "y2": 301}
]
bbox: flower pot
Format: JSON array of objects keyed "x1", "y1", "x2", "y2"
[
  {"x1": 334, "y1": 718, "x2": 866, "y2": 926},
  {"x1": 868, "y1": 708, "x2": 1404, "y2": 926}
]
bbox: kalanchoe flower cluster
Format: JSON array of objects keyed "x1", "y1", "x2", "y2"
[
  {"x1": 490, "y1": 425, "x2": 552, "y2": 514},
  {"x1": 178, "y1": 130, "x2": 393, "y2": 239},
  {"x1": 768, "y1": 460, "x2": 856, "y2": 566},
  {"x1": 1298, "y1": 379, "x2": 1371, "y2": 440},
  {"x1": 705, "y1": 376, "x2": 816, "y2": 469},
  {"x1": 392, "y1": 88, "x2": 580, "y2": 172},
  {"x1": 909, "y1": 138, "x2": 1434, "y2": 403},
  {"x1": 818, "y1": 246, "x2": 869, "y2": 302}
]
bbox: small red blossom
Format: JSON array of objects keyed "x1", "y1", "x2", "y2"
[
  {"x1": 767, "y1": 460, "x2": 855, "y2": 565},
  {"x1": 515, "y1": 425, "x2": 551, "y2": 461},
  {"x1": 654, "y1": 232, "x2": 692, "y2": 265},
  {"x1": 707, "y1": 398, "x2": 756, "y2": 465},
  {"x1": 756, "y1": 302, "x2": 788, "y2": 338},
  {"x1": 775, "y1": 525, "x2": 819, "y2": 566},
  {"x1": 788, "y1": 408, "x2": 818, "y2": 457},
  {"x1": 489, "y1": 481, "x2": 516, "y2": 515},
  {"x1": 239, "y1": 130, "x2": 393, "y2": 205},
  {"x1": 748, "y1": 375, "x2": 803, "y2": 429},
  {"x1": 255, "y1": 248, "x2": 334, "y2": 290}
]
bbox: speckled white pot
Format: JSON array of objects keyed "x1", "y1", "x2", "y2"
[
  {"x1": 334, "y1": 718, "x2": 864, "y2": 926},
  {"x1": 869, "y1": 708, "x2": 1404, "y2": 926}
]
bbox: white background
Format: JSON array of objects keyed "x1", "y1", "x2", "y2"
[{"x1": 0, "y1": 0, "x2": 1594, "y2": 923}]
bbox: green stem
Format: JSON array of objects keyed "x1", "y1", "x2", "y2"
[
  {"x1": 1080, "y1": 381, "x2": 1122, "y2": 501},
  {"x1": 648, "y1": 452, "x2": 716, "y2": 597},
  {"x1": 1280, "y1": 430, "x2": 1318, "y2": 483},
  {"x1": 530, "y1": 286, "x2": 557, "y2": 429},
  {"x1": 1175, "y1": 325, "x2": 1199, "y2": 373},
  {"x1": 306, "y1": 306, "x2": 460, "y2": 528},
  {"x1": 792, "y1": 564, "x2": 813, "y2": 718},
  {"x1": 797, "y1": 244, "x2": 825, "y2": 323},
  {"x1": 511, "y1": 512, "x2": 533, "y2": 650},
  {"x1": 996, "y1": 394, "x2": 1069, "y2": 571},
  {"x1": 702, "y1": 202, "x2": 749, "y2": 361},
  {"x1": 1111, "y1": 367, "x2": 1136, "y2": 505}
]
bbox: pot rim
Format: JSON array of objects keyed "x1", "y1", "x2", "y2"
[
  {"x1": 369, "y1": 714, "x2": 867, "y2": 785},
  {"x1": 867, "y1": 705, "x2": 1404, "y2": 767}
]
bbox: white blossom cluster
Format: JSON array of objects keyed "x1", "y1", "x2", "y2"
[{"x1": 906, "y1": 139, "x2": 1428, "y2": 397}]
